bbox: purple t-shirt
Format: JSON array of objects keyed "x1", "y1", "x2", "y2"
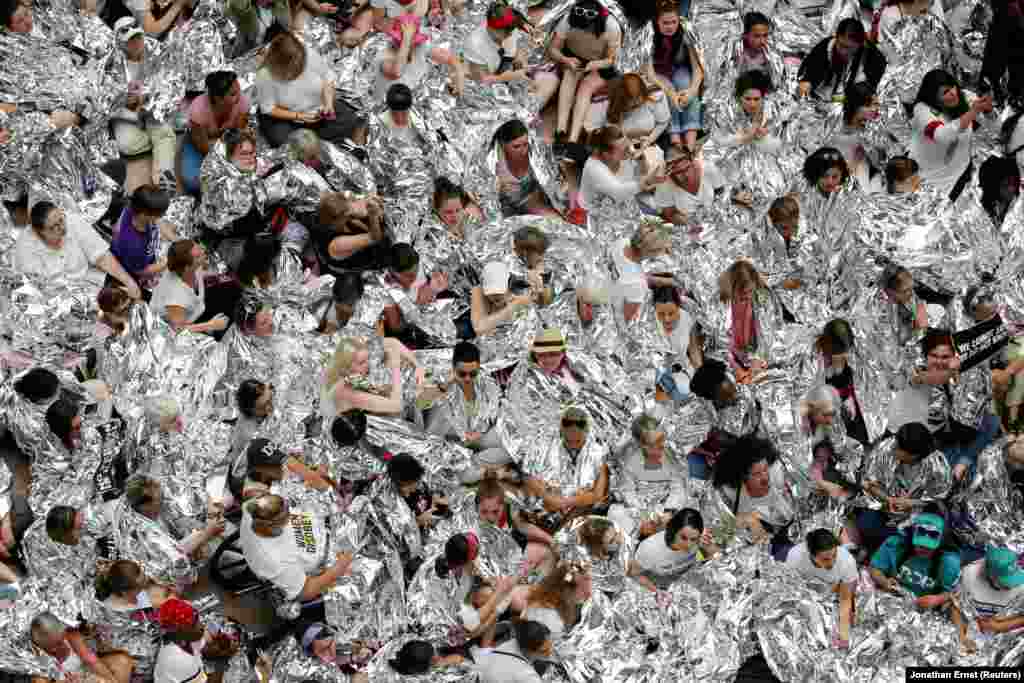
[{"x1": 110, "y1": 207, "x2": 159, "y2": 285}]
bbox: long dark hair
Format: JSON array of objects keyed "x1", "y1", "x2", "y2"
[
  {"x1": 843, "y1": 81, "x2": 875, "y2": 124},
  {"x1": 45, "y1": 398, "x2": 79, "y2": 450},
  {"x1": 568, "y1": 0, "x2": 611, "y2": 36},
  {"x1": 712, "y1": 435, "x2": 778, "y2": 490},
  {"x1": 978, "y1": 155, "x2": 1020, "y2": 221},
  {"x1": 492, "y1": 118, "x2": 528, "y2": 149},
  {"x1": 913, "y1": 69, "x2": 969, "y2": 118}
]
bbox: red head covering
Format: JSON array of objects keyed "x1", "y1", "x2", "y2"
[
  {"x1": 488, "y1": 7, "x2": 519, "y2": 29},
  {"x1": 158, "y1": 598, "x2": 198, "y2": 631}
]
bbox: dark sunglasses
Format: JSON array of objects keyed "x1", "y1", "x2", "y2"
[
  {"x1": 562, "y1": 418, "x2": 588, "y2": 429},
  {"x1": 913, "y1": 526, "x2": 941, "y2": 540}
]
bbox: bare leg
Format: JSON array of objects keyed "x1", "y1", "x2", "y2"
[
  {"x1": 99, "y1": 653, "x2": 136, "y2": 683},
  {"x1": 556, "y1": 69, "x2": 580, "y2": 135},
  {"x1": 532, "y1": 71, "x2": 560, "y2": 112},
  {"x1": 337, "y1": 7, "x2": 373, "y2": 47},
  {"x1": 568, "y1": 72, "x2": 606, "y2": 142}
]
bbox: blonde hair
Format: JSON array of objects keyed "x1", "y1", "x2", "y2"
[
  {"x1": 527, "y1": 560, "x2": 587, "y2": 628},
  {"x1": 325, "y1": 337, "x2": 369, "y2": 388},
  {"x1": 629, "y1": 223, "x2": 670, "y2": 260},
  {"x1": 718, "y1": 260, "x2": 764, "y2": 303}
]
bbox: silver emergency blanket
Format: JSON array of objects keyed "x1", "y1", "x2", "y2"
[{"x1": 108, "y1": 496, "x2": 196, "y2": 586}]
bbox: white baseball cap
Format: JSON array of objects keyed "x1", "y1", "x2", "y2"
[
  {"x1": 114, "y1": 16, "x2": 144, "y2": 43},
  {"x1": 481, "y1": 262, "x2": 509, "y2": 295}
]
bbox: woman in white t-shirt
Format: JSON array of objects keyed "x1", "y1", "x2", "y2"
[
  {"x1": 909, "y1": 69, "x2": 993, "y2": 195},
  {"x1": 320, "y1": 336, "x2": 419, "y2": 419},
  {"x1": 256, "y1": 32, "x2": 370, "y2": 148},
  {"x1": 522, "y1": 560, "x2": 592, "y2": 637},
  {"x1": 150, "y1": 240, "x2": 229, "y2": 335},
  {"x1": 590, "y1": 73, "x2": 670, "y2": 156},
  {"x1": 153, "y1": 598, "x2": 208, "y2": 683},
  {"x1": 14, "y1": 202, "x2": 142, "y2": 298},
  {"x1": 714, "y1": 435, "x2": 797, "y2": 562},
  {"x1": 629, "y1": 508, "x2": 718, "y2": 597},
  {"x1": 463, "y1": 2, "x2": 532, "y2": 85},
  {"x1": 578, "y1": 126, "x2": 666, "y2": 211},
  {"x1": 785, "y1": 529, "x2": 857, "y2": 649},
  {"x1": 609, "y1": 222, "x2": 670, "y2": 322},
  {"x1": 655, "y1": 145, "x2": 727, "y2": 225}
]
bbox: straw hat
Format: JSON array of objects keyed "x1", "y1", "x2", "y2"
[{"x1": 531, "y1": 327, "x2": 566, "y2": 353}]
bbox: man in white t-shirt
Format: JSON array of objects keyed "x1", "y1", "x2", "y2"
[
  {"x1": 239, "y1": 494, "x2": 353, "y2": 611},
  {"x1": 785, "y1": 529, "x2": 857, "y2": 649},
  {"x1": 960, "y1": 547, "x2": 1024, "y2": 638},
  {"x1": 655, "y1": 147, "x2": 726, "y2": 225},
  {"x1": 463, "y1": 2, "x2": 531, "y2": 84},
  {"x1": 14, "y1": 202, "x2": 141, "y2": 297}
]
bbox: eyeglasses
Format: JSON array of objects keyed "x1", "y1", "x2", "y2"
[
  {"x1": 913, "y1": 526, "x2": 941, "y2": 541},
  {"x1": 573, "y1": 6, "x2": 600, "y2": 19},
  {"x1": 456, "y1": 369, "x2": 480, "y2": 379},
  {"x1": 562, "y1": 418, "x2": 588, "y2": 429}
]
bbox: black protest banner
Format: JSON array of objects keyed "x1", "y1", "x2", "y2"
[{"x1": 953, "y1": 315, "x2": 1010, "y2": 373}]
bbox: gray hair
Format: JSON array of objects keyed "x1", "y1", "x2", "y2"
[{"x1": 286, "y1": 128, "x2": 321, "y2": 161}]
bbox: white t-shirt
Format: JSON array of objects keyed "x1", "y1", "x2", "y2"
[
  {"x1": 255, "y1": 45, "x2": 331, "y2": 115},
  {"x1": 154, "y1": 640, "x2": 206, "y2": 683},
  {"x1": 653, "y1": 161, "x2": 725, "y2": 214},
  {"x1": 464, "y1": 25, "x2": 518, "y2": 73},
  {"x1": 610, "y1": 236, "x2": 646, "y2": 304},
  {"x1": 785, "y1": 541, "x2": 858, "y2": 588},
  {"x1": 239, "y1": 508, "x2": 327, "y2": 600},
  {"x1": 960, "y1": 560, "x2": 1024, "y2": 619},
  {"x1": 523, "y1": 605, "x2": 565, "y2": 637},
  {"x1": 151, "y1": 271, "x2": 206, "y2": 324},
  {"x1": 579, "y1": 158, "x2": 642, "y2": 210},
  {"x1": 474, "y1": 640, "x2": 541, "y2": 683},
  {"x1": 909, "y1": 102, "x2": 973, "y2": 192},
  {"x1": 721, "y1": 463, "x2": 792, "y2": 528},
  {"x1": 13, "y1": 215, "x2": 109, "y2": 285},
  {"x1": 635, "y1": 531, "x2": 701, "y2": 582}
]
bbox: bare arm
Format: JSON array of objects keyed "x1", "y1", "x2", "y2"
[
  {"x1": 95, "y1": 252, "x2": 141, "y2": 298},
  {"x1": 470, "y1": 287, "x2": 526, "y2": 336},
  {"x1": 838, "y1": 581, "x2": 853, "y2": 641},
  {"x1": 143, "y1": 0, "x2": 187, "y2": 35},
  {"x1": 164, "y1": 305, "x2": 225, "y2": 335},
  {"x1": 298, "y1": 557, "x2": 349, "y2": 601},
  {"x1": 328, "y1": 233, "x2": 377, "y2": 260},
  {"x1": 190, "y1": 124, "x2": 213, "y2": 156},
  {"x1": 67, "y1": 631, "x2": 119, "y2": 683}
]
